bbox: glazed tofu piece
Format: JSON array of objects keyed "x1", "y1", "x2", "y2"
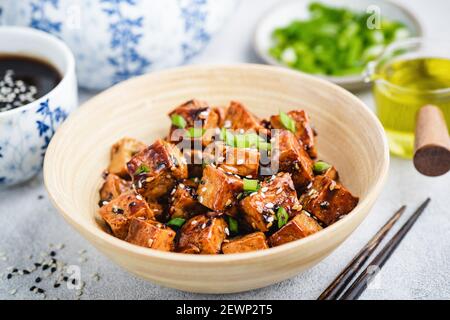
[
  {"x1": 322, "y1": 166, "x2": 339, "y2": 181},
  {"x1": 98, "y1": 192, "x2": 156, "y2": 239},
  {"x1": 271, "y1": 130, "x2": 314, "y2": 190},
  {"x1": 269, "y1": 211, "x2": 322, "y2": 247},
  {"x1": 177, "y1": 214, "x2": 228, "y2": 254},
  {"x1": 212, "y1": 106, "x2": 227, "y2": 128},
  {"x1": 167, "y1": 99, "x2": 220, "y2": 145},
  {"x1": 240, "y1": 173, "x2": 301, "y2": 232},
  {"x1": 99, "y1": 173, "x2": 131, "y2": 205},
  {"x1": 299, "y1": 175, "x2": 359, "y2": 226},
  {"x1": 108, "y1": 137, "x2": 147, "y2": 178},
  {"x1": 197, "y1": 165, "x2": 243, "y2": 215},
  {"x1": 222, "y1": 232, "x2": 269, "y2": 254},
  {"x1": 169, "y1": 179, "x2": 206, "y2": 219},
  {"x1": 125, "y1": 218, "x2": 176, "y2": 252},
  {"x1": 224, "y1": 101, "x2": 264, "y2": 132},
  {"x1": 270, "y1": 110, "x2": 317, "y2": 158},
  {"x1": 219, "y1": 146, "x2": 260, "y2": 178},
  {"x1": 183, "y1": 148, "x2": 204, "y2": 178},
  {"x1": 127, "y1": 139, "x2": 188, "y2": 200}
]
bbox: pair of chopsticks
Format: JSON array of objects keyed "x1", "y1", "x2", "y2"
[{"x1": 318, "y1": 198, "x2": 431, "y2": 300}]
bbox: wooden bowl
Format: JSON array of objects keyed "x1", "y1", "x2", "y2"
[{"x1": 43, "y1": 64, "x2": 389, "y2": 293}]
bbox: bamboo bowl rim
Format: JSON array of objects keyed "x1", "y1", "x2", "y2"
[{"x1": 44, "y1": 63, "x2": 389, "y2": 264}]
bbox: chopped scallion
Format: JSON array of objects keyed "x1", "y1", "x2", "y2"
[
  {"x1": 167, "y1": 217, "x2": 186, "y2": 228},
  {"x1": 313, "y1": 161, "x2": 331, "y2": 173},
  {"x1": 277, "y1": 207, "x2": 289, "y2": 228},
  {"x1": 280, "y1": 111, "x2": 296, "y2": 133},
  {"x1": 171, "y1": 114, "x2": 186, "y2": 129},
  {"x1": 135, "y1": 164, "x2": 150, "y2": 175},
  {"x1": 187, "y1": 127, "x2": 204, "y2": 138},
  {"x1": 243, "y1": 178, "x2": 259, "y2": 192},
  {"x1": 228, "y1": 216, "x2": 239, "y2": 234}
]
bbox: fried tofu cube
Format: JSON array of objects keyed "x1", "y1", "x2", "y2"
[
  {"x1": 219, "y1": 146, "x2": 260, "y2": 178},
  {"x1": 108, "y1": 137, "x2": 147, "y2": 178},
  {"x1": 323, "y1": 166, "x2": 339, "y2": 181},
  {"x1": 168, "y1": 99, "x2": 220, "y2": 145},
  {"x1": 183, "y1": 148, "x2": 204, "y2": 178},
  {"x1": 125, "y1": 218, "x2": 176, "y2": 252},
  {"x1": 127, "y1": 139, "x2": 188, "y2": 200},
  {"x1": 271, "y1": 130, "x2": 314, "y2": 190},
  {"x1": 99, "y1": 192, "x2": 156, "y2": 239},
  {"x1": 177, "y1": 214, "x2": 228, "y2": 254},
  {"x1": 99, "y1": 173, "x2": 131, "y2": 204},
  {"x1": 212, "y1": 106, "x2": 227, "y2": 127},
  {"x1": 240, "y1": 173, "x2": 301, "y2": 232},
  {"x1": 270, "y1": 110, "x2": 317, "y2": 158},
  {"x1": 197, "y1": 165, "x2": 243, "y2": 215},
  {"x1": 169, "y1": 179, "x2": 206, "y2": 219},
  {"x1": 222, "y1": 232, "x2": 269, "y2": 254},
  {"x1": 269, "y1": 211, "x2": 322, "y2": 247},
  {"x1": 224, "y1": 101, "x2": 264, "y2": 131},
  {"x1": 299, "y1": 175, "x2": 359, "y2": 226}
]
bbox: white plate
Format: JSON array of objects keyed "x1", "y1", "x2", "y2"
[{"x1": 254, "y1": 0, "x2": 423, "y2": 90}]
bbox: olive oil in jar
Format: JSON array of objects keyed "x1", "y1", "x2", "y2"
[{"x1": 373, "y1": 57, "x2": 450, "y2": 158}]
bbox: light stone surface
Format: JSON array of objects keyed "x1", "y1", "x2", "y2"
[{"x1": 1, "y1": 0, "x2": 449, "y2": 300}]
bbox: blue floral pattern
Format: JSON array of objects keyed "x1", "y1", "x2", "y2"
[
  {"x1": 178, "y1": 0, "x2": 211, "y2": 61},
  {"x1": 29, "y1": 0, "x2": 62, "y2": 34},
  {"x1": 101, "y1": 0, "x2": 151, "y2": 84},
  {"x1": 36, "y1": 99, "x2": 68, "y2": 158}
]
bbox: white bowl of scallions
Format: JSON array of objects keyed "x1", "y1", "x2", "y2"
[{"x1": 254, "y1": 0, "x2": 423, "y2": 90}]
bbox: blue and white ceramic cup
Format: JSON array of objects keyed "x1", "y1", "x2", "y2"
[
  {"x1": 1, "y1": 0, "x2": 237, "y2": 90},
  {"x1": 0, "y1": 27, "x2": 77, "y2": 187}
]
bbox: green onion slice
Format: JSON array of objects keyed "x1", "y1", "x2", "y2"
[
  {"x1": 280, "y1": 111, "x2": 296, "y2": 133},
  {"x1": 313, "y1": 161, "x2": 331, "y2": 173},
  {"x1": 277, "y1": 207, "x2": 289, "y2": 229},
  {"x1": 135, "y1": 164, "x2": 150, "y2": 175},
  {"x1": 187, "y1": 127, "x2": 205, "y2": 138},
  {"x1": 228, "y1": 216, "x2": 239, "y2": 234},
  {"x1": 167, "y1": 217, "x2": 186, "y2": 228},
  {"x1": 171, "y1": 114, "x2": 186, "y2": 129},
  {"x1": 221, "y1": 128, "x2": 236, "y2": 147},
  {"x1": 257, "y1": 141, "x2": 272, "y2": 151},
  {"x1": 243, "y1": 178, "x2": 259, "y2": 192}
]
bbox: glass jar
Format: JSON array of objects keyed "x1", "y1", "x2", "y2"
[{"x1": 366, "y1": 38, "x2": 450, "y2": 158}]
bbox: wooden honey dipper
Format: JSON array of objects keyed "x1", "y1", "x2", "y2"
[{"x1": 414, "y1": 105, "x2": 450, "y2": 176}]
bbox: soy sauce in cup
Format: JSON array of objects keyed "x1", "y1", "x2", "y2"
[{"x1": 0, "y1": 55, "x2": 61, "y2": 112}]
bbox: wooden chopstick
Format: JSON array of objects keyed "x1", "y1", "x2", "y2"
[
  {"x1": 340, "y1": 198, "x2": 431, "y2": 300},
  {"x1": 318, "y1": 205, "x2": 406, "y2": 300}
]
